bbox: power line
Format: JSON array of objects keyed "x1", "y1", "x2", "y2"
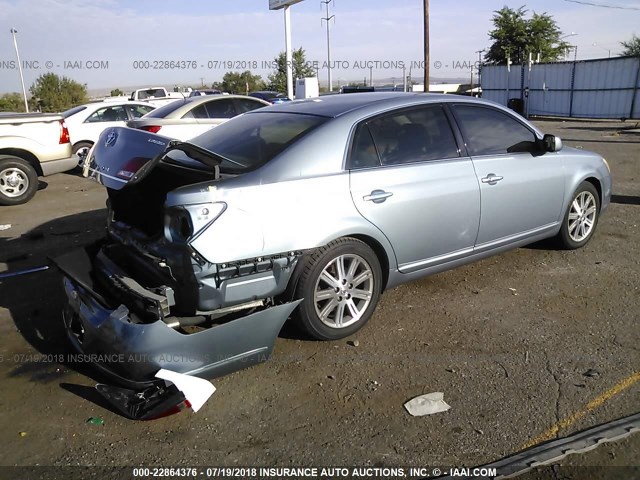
[{"x1": 562, "y1": 0, "x2": 640, "y2": 10}]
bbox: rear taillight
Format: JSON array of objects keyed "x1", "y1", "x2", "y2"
[
  {"x1": 142, "y1": 125, "x2": 162, "y2": 133},
  {"x1": 59, "y1": 120, "x2": 70, "y2": 144}
]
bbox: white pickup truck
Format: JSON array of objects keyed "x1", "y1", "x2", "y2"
[
  {"x1": 0, "y1": 113, "x2": 76, "y2": 205},
  {"x1": 129, "y1": 87, "x2": 187, "y2": 107}
]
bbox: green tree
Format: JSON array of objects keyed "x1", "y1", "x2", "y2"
[
  {"x1": 268, "y1": 47, "x2": 316, "y2": 94},
  {"x1": 485, "y1": 6, "x2": 570, "y2": 64},
  {"x1": 0, "y1": 92, "x2": 27, "y2": 112},
  {"x1": 110, "y1": 88, "x2": 124, "y2": 96},
  {"x1": 29, "y1": 73, "x2": 88, "y2": 112},
  {"x1": 620, "y1": 34, "x2": 640, "y2": 56},
  {"x1": 221, "y1": 71, "x2": 265, "y2": 94}
]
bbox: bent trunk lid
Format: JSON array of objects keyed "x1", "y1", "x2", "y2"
[{"x1": 85, "y1": 127, "x2": 223, "y2": 190}]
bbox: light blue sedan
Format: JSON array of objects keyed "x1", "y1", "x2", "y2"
[{"x1": 63, "y1": 92, "x2": 611, "y2": 390}]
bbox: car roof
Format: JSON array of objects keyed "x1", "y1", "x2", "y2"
[
  {"x1": 257, "y1": 92, "x2": 485, "y2": 118},
  {"x1": 177, "y1": 94, "x2": 269, "y2": 106}
]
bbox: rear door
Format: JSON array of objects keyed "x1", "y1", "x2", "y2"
[
  {"x1": 349, "y1": 104, "x2": 481, "y2": 273},
  {"x1": 450, "y1": 104, "x2": 565, "y2": 250}
]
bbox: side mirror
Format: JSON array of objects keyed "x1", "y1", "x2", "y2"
[{"x1": 543, "y1": 134, "x2": 563, "y2": 152}]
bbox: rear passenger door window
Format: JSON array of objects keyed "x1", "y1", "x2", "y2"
[
  {"x1": 452, "y1": 105, "x2": 538, "y2": 155},
  {"x1": 366, "y1": 105, "x2": 460, "y2": 166},
  {"x1": 205, "y1": 99, "x2": 237, "y2": 119}
]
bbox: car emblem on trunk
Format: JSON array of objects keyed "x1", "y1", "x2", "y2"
[{"x1": 105, "y1": 130, "x2": 118, "y2": 147}]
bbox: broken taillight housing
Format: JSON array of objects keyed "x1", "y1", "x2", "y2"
[
  {"x1": 59, "y1": 119, "x2": 70, "y2": 144},
  {"x1": 164, "y1": 203, "x2": 226, "y2": 244},
  {"x1": 165, "y1": 207, "x2": 194, "y2": 243}
]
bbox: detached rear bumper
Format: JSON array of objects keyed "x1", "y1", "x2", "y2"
[{"x1": 54, "y1": 248, "x2": 301, "y2": 387}]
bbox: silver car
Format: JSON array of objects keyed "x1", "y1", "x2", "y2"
[
  {"x1": 126, "y1": 94, "x2": 269, "y2": 141},
  {"x1": 57, "y1": 93, "x2": 611, "y2": 399}
]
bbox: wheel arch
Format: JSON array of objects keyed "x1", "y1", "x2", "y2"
[
  {"x1": 583, "y1": 176, "x2": 602, "y2": 205},
  {"x1": 73, "y1": 140, "x2": 94, "y2": 149},
  {"x1": 279, "y1": 233, "x2": 392, "y2": 304},
  {"x1": 0, "y1": 149, "x2": 43, "y2": 176}
]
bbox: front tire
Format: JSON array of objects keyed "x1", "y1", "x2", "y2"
[
  {"x1": 0, "y1": 156, "x2": 38, "y2": 206},
  {"x1": 557, "y1": 181, "x2": 600, "y2": 249},
  {"x1": 293, "y1": 237, "x2": 382, "y2": 340}
]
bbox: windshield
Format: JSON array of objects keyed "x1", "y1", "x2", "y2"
[{"x1": 188, "y1": 112, "x2": 328, "y2": 172}]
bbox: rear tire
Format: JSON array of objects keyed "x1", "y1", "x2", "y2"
[
  {"x1": 293, "y1": 237, "x2": 382, "y2": 340},
  {"x1": 556, "y1": 181, "x2": 600, "y2": 249},
  {"x1": 0, "y1": 156, "x2": 38, "y2": 206},
  {"x1": 72, "y1": 141, "x2": 94, "y2": 168}
]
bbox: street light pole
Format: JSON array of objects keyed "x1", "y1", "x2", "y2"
[
  {"x1": 423, "y1": 0, "x2": 429, "y2": 93},
  {"x1": 321, "y1": 0, "x2": 334, "y2": 92},
  {"x1": 10, "y1": 29, "x2": 29, "y2": 112},
  {"x1": 284, "y1": 7, "x2": 294, "y2": 100},
  {"x1": 593, "y1": 43, "x2": 611, "y2": 58}
]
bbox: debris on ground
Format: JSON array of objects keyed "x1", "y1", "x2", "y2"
[
  {"x1": 367, "y1": 380, "x2": 380, "y2": 391},
  {"x1": 18, "y1": 431, "x2": 27, "y2": 437},
  {"x1": 0, "y1": 265, "x2": 49, "y2": 280},
  {"x1": 583, "y1": 368, "x2": 600, "y2": 378},
  {"x1": 509, "y1": 287, "x2": 518, "y2": 296},
  {"x1": 0, "y1": 224, "x2": 11, "y2": 231},
  {"x1": 155, "y1": 369, "x2": 216, "y2": 413},
  {"x1": 348, "y1": 339, "x2": 359, "y2": 347},
  {"x1": 404, "y1": 392, "x2": 451, "y2": 416},
  {"x1": 86, "y1": 417, "x2": 104, "y2": 426}
]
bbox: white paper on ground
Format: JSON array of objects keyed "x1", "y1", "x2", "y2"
[
  {"x1": 155, "y1": 369, "x2": 216, "y2": 413},
  {"x1": 404, "y1": 392, "x2": 451, "y2": 416}
]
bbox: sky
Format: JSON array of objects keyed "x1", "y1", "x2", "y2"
[{"x1": 0, "y1": 0, "x2": 639, "y2": 95}]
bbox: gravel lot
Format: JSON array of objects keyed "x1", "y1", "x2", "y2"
[{"x1": 0, "y1": 119, "x2": 638, "y2": 475}]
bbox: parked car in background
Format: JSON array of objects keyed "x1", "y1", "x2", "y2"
[
  {"x1": 62, "y1": 101, "x2": 156, "y2": 160},
  {"x1": 129, "y1": 87, "x2": 186, "y2": 107},
  {"x1": 189, "y1": 89, "x2": 222, "y2": 97},
  {"x1": 66, "y1": 93, "x2": 611, "y2": 394},
  {"x1": 0, "y1": 113, "x2": 75, "y2": 205},
  {"x1": 249, "y1": 91, "x2": 291, "y2": 104},
  {"x1": 126, "y1": 95, "x2": 269, "y2": 140}
]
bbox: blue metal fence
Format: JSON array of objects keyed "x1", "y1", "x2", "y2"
[{"x1": 481, "y1": 56, "x2": 640, "y2": 119}]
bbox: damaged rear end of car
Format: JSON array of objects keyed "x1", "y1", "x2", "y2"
[{"x1": 54, "y1": 127, "x2": 303, "y2": 415}]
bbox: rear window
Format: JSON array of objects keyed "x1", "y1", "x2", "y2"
[
  {"x1": 144, "y1": 99, "x2": 187, "y2": 118},
  {"x1": 62, "y1": 106, "x2": 87, "y2": 118},
  {"x1": 188, "y1": 112, "x2": 327, "y2": 172}
]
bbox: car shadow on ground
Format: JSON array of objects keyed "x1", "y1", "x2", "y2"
[
  {"x1": 611, "y1": 194, "x2": 640, "y2": 206},
  {"x1": 560, "y1": 137, "x2": 640, "y2": 144},
  {"x1": 0, "y1": 209, "x2": 112, "y2": 387}
]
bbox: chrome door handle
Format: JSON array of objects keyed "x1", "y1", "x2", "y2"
[
  {"x1": 481, "y1": 174, "x2": 504, "y2": 185},
  {"x1": 363, "y1": 189, "x2": 393, "y2": 203}
]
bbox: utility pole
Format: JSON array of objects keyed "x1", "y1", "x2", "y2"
[
  {"x1": 321, "y1": 0, "x2": 335, "y2": 92},
  {"x1": 423, "y1": 0, "x2": 429, "y2": 93},
  {"x1": 200, "y1": 77, "x2": 205, "y2": 87},
  {"x1": 475, "y1": 49, "x2": 484, "y2": 90},
  {"x1": 284, "y1": 6, "x2": 294, "y2": 99},
  {"x1": 10, "y1": 29, "x2": 29, "y2": 112}
]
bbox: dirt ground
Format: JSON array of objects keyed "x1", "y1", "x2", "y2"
[{"x1": 0, "y1": 119, "x2": 638, "y2": 477}]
